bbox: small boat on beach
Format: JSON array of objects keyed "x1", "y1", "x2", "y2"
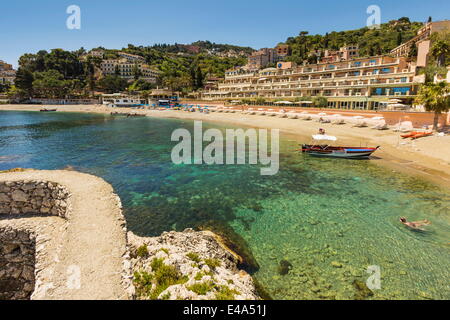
[
  {"x1": 301, "y1": 135, "x2": 380, "y2": 159},
  {"x1": 40, "y1": 108, "x2": 57, "y2": 112}
]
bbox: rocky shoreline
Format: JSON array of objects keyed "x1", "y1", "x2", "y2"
[
  {"x1": 126, "y1": 229, "x2": 260, "y2": 300},
  {"x1": 0, "y1": 169, "x2": 260, "y2": 300}
]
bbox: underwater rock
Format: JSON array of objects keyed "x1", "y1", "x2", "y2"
[
  {"x1": 331, "y1": 261, "x2": 343, "y2": 268},
  {"x1": 353, "y1": 280, "x2": 374, "y2": 300},
  {"x1": 197, "y1": 220, "x2": 260, "y2": 273},
  {"x1": 278, "y1": 260, "x2": 293, "y2": 276}
]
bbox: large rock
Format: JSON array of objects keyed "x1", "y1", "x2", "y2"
[{"x1": 11, "y1": 190, "x2": 29, "y2": 202}]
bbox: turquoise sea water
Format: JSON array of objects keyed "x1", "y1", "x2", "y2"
[{"x1": 0, "y1": 111, "x2": 449, "y2": 300}]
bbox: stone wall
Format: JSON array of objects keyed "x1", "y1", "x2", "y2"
[
  {"x1": 0, "y1": 181, "x2": 70, "y2": 217},
  {"x1": 0, "y1": 226, "x2": 36, "y2": 300}
]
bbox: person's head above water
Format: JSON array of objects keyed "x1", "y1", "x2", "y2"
[{"x1": 400, "y1": 217, "x2": 407, "y2": 223}]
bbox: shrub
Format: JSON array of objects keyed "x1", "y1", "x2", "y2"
[
  {"x1": 136, "y1": 244, "x2": 149, "y2": 258},
  {"x1": 133, "y1": 271, "x2": 153, "y2": 297},
  {"x1": 194, "y1": 270, "x2": 214, "y2": 281},
  {"x1": 134, "y1": 258, "x2": 188, "y2": 300},
  {"x1": 215, "y1": 285, "x2": 240, "y2": 300},
  {"x1": 186, "y1": 252, "x2": 201, "y2": 263},
  {"x1": 204, "y1": 258, "x2": 221, "y2": 270},
  {"x1": 187, "y1": 281, "x2": 216, "y2": 295}
]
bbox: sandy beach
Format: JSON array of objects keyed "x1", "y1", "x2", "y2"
[{"x1": 1, "y1": 104, "x2": 450, "y2": 188}]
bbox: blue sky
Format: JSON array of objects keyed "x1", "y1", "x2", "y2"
[{"x1": 1, "y1": 0, "x2": 449, "y2": 68}]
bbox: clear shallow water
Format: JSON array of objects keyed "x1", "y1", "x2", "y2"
[{"x1": 0, "y1": 111, "x2": 449, "y2": 300}]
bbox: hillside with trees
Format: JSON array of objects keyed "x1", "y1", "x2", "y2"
[
  {"x1": 8, "y1": 17, "x2": 449, "y2": 100},
  {"x1": 283, "y1": 17, "x2": 424, "y2": 64}
]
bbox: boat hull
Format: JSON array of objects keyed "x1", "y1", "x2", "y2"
[{"x1": 302, "y1": 145, "x2": 379, "y2": 159}]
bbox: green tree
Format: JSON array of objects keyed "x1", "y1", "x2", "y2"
[
  {"x1": 32, "y1": 70, "x2": 70, "y2": 98},
  {"x1": 14, "y1": 68, "x2": 34, "y2": 98},
  {"x1": 98, "y1": 75, "x2": 128, "y2": 94},
  {"x1": 312, "y1": 96, "x2": 328, "y2": 108},
  {"x1": 415, "y1": 81, "x2": 450, "y2": 131},
  {"x1": 431, "y1": 39, "x2": 450, "y2": 67},
  {"x1": 133, "y1": 64, "x2": 142, "y2": 81},
  {"x1": 195, "y1": 66, "x2": 204, "y2": 89}
]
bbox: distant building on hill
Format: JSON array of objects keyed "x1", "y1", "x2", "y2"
[
  {"x1": 321, "y1": 45, "x2": 359, "y2": 63},
  {"x1": 117, "y1": 52, "x2": 146, "y2": 63},
  {"x1": 275, "y1": 45, "x2": 290, "y2": 58},
  {"x1": 203, "y1": 77, "x2": 223, "y2": 90},
  {"x1": 0, "y1": 60, "x2": 16, "y2": 85},
  {"x1": 390, "y1": 20, "x2": 450, "y2": 66},
  {"x1": 247, "y1": 48, "x2": 278, "y2": 69},
  {"x1": 88, "y1": 49, "x2": 105, "y2": 59},
  {"x1": 100, "y1": 59, "x2": 159, "y2": 83}
]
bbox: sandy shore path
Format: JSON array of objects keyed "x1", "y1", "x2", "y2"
[
  {"x1": 1, "y1": 104, "x2": 450, "y2": 188},
  {"x1": 0, "y1": 170, "x2": 129, "y2": 300}
]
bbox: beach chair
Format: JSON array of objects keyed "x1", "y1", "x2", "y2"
[
  {"x1": 372, "y1": 123, "x2": 389, "y2": 130},
  {"x1": 353, "y1": 121, "x2": 368, "y2": 128},
  {"x1": 333, "y1": 119, "x2": 346, "y2": 125}
]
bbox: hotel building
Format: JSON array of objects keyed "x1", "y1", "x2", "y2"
[
  {"x1": 391, "y1": 20, "x2": 450, "y2": 66},
  {"x1": 0, "y1": 60, "x2": 16, "y2": 85},
  {"x1": 100, "y1": 59, "x2": 160, "y2": 83},
  {"x1": 203, "y1": 55, "x2": 423, "y2": 110}
]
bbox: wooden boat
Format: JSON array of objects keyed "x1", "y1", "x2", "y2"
[
  {"x1": 301, "y1": 135, "x2": 379, "y2": 159},
  {"x1": 40, "y1": 108, "x2": 57, "y2": 112},
  {"x1": 302, "y1": 145, "x2": 380, "y2": 159}
]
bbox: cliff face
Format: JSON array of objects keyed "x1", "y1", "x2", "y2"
[{"x1": 127, "y1": 229, "x2": 260, "y2": 300}]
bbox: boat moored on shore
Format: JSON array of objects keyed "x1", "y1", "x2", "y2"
[{"x1": 301, "y1": 135, "x2": 380, "y2": 159}]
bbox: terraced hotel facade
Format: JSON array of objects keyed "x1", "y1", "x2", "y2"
[{"x1": 202, "y1": 55, "x2": 423, "y2": 110}]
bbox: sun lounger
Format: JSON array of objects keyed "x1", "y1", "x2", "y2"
[
  {"x1": 353, "y1": 121, "x2": 368, "y2": 128},
  {"x1": 333, "y1": 119, "x2": 346, "y2": 125},
  {"x1": 372, "y1": 124, "x2": 389, "y2": 130}
]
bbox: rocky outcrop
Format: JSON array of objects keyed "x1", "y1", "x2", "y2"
[
  {"x1": 0, "y1": 170, "x2": 260, "y2": 300},
  {"x1": 127, "y1": 230, "x2": 260, "y2": 300}
]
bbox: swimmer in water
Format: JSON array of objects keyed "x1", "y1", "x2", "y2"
[{"x1": 400, "y1": 217, "x2": 431, "y2": 231}]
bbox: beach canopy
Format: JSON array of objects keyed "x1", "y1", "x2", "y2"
[
  {"x1": 312, "y1": 134, "x2": 337, "y2": 141},
  {"x1": 274, "y1": 101, "x2": 293, "y2": 104}
]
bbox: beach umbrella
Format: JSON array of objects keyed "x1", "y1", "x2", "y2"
[
  {"x1": 318, "y1": 113, "x2": 327, "y2": 116},
  {"x1": 333, "y1": 114, "x2": 343, "y2": 117},
  {"x1": 372, "y1": 116, "x2": 384, "y2": 120},
  {"x1": 353, "y1": 116, "x2": 365, "y2": 120},
  {"x1": 301, "y1": 111, "x2": 309, "y2": 114},
  {"x1": 312, "y1": 134, "x2": 337, "y2": 141}
]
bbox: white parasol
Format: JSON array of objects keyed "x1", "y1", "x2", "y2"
[{"x1": 312, "y1": 135, "x2": 338, "y2": 141}]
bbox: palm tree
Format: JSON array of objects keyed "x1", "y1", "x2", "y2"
[
  {"x1": 415, "y1": 81, "x2": 450, "y2": 131},
  {"x1": 430, "y1": 40, "x2": 450, "y2": 67}
]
